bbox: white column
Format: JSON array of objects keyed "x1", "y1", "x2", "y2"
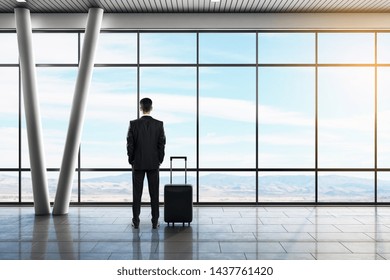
[
  {"x1": 53, "y1": 8, "x2": 104, "y2": 215},
  {"x1": 15, "y1": 8, "x2": 50, "y2": 215}
]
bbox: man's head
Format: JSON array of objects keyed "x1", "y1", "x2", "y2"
[{"x1": 140, "y1": 97, "x2": 153, "y2": 114}]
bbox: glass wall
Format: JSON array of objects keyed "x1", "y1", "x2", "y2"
[
  {"x1": 1, "y1": 31, "x2": 390, "y2": 204},
  {"x1": 259, "y1": 172, "x2": 315, "y2": 202},
  {"x1": 258, "y1": 67, "x2": 315, "y2": 168},
  {"x1": 318, "y1": 172, "x2": 374, "y2": 202},
  {"x1": 377, "y1": 33, "x2": 390, "y2": 202},
  {"x1": 0, "y1": 33, "x2": 18, "y2": 202},
  {"x1": 317, "y1": 33, "x2": 376, "y2": 202},
  {"x1": 82, "y1": 67, "x2": 137, "y2": 169},
  {"x1": 0, "y1": 67, "x2": 18, "y2": 169},
  {"x1": 318, "y1": 67, "x2": 375, "y2": 168},
  {"x1": 140, "y1": 67, "x2": 197, "y2": 169},
  {"x1": 199, "y1": 67, "x2": 256, "y2": 169}
]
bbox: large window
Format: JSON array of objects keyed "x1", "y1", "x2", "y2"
[
  {"x1": 377, "y1": 44, "x2": 390, "y2": 202},
  {"x1": 198, "y1": 33, "x2": 257, "y2": 202},
  {"x1": 258, "y1": 33, "x2": 315, "y2": 64},
  {"x1": 318, "y1": 172, "x2": 374, "y2": 202},
  {"x1": 0, "y1": 68, "x2": 18, "y2": 169},
  {"x1": 199, "y1": 67, "x2": 256, "y2": 168},
  {"x1": 140, "y1": 33, "x2": 196, "y2": 64},
  {"x1": 317, "y1": 33, "x2": 376, "y2": 203},
  {"x1": 33, "y1": 33, "x2": 78, "y2": 64},
  {"x1": 199, "y1": 33, "x2": 256, "y2": 63},
  {"x1": 259, "y1": 172, "x2": 315, "y2": 202},
  {"x1": 259, "y1": 67, "x2": 315, "y2": 168},
  {"x1": 93, "y1": 33, "x2": 137, "y2": 64},
  {"x1": 82, "y1": 67, "x2": 137, "y2": 169},
  {"x1": 0, "y1": 33, "x2": 18, "y2": 203},
  {"x1": 318, "y1": 33, "x2": 374, "y2": 64},
  {"x1": 140, "y1": 67, "x2": 197, "y2": 168},
  {"x1": 318, "y1": 67, "x2": 375, "y2": 168},
  {"x1": 1, "y1": 31, "x2": 390, "y2": 204},
  {"x1": 0, "y1": 33, "x2": 18, "y2": 63}
]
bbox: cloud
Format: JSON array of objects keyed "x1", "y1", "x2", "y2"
[
  {"x1": 200, "y1": 48, "x2": 254, "y2": 63},
  {"x1": 166, "y1": 136, "x2": 196, "y2": 147},
  {"x1": 140, "y1": 34, "x2": 196, "y2": 63},
  {"x1": 200, "y1": 97, "x2": 256, "y2": 123},
  {"x1": 0, "y1": 128, "x2": 18, "y2": 166},
  {"x1": 140, "y1": 67, "x2": 196, "y2": 92},
  {"x1": 29, "y1": 66, "x2": 319, "y2": 129},
  {"x1": 139, "y1": 93, "x2": 196, "y2": 124},
  {"x1": 318, "y1": 144, "x2": 374, "y2": 167},
  {"x1": 259, "y1": 133, "x2": 314, "y2": 146},
  {"x1": 258, "y1": 151, "x2": 314, "y2": 168},
  {"x1": 319, "y1": 114, "x2": 374, "y2": 132},
  {"x1": 0, "y1": 34, "x2": 18, "y2": 63},
  {"x1": 318, "y1": 33, "x2": 374, "y2": 63},
  {"x1": 0, "y1": 69, "x2": 19, "y2": 116},
  {"x1": 84, "y1": 92, "x2": 138, "y2": 122},
  {"x1": 199, "y1": 152, "x2": 255, "y2": 167},
  {"x1": 259, "y1": 105, "x2": 313, "y2": 127},
  {"x1": 200, "y1": 133, "x2": 254, "y2": 145},
  {"x1": 199, "y1": 33, "x2": 255, "y2": 63},
  {"x1": 33, "y1": 68, "x2": 137, "y2": 122},
  {"x1": 79, "y1": 153, "x2": 128, "y2": 168},
  {"x1": 93, "y1": 33, "x2": 137, "y2": 63},
  {"x1": 33, "y1": 33, "x2": 78, "y2": 63}
]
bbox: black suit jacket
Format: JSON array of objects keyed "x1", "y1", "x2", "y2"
[{"x1": 127, "y1": 116, "x2": 166, "y2": 170}]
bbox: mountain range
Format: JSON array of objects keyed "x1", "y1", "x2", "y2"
[{"x1": 1, "y1": 172, "x2": 390, "y2": 202}]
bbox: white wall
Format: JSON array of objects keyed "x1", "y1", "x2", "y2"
[{"x1": 0, "y1": 13, "x2": 390, "y2": 30}]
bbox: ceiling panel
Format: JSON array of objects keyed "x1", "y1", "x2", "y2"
[{"x1": 1, "y1": 0, "x2": 390, "y2": 13}]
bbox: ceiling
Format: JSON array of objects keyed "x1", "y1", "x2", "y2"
[{"x1": 1, "y1": 0, "x2": 390, "y2": 13}]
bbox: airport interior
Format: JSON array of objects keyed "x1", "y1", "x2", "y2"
[{"x1": 1, "y1": 0, "x2": 390, "y2": 260}]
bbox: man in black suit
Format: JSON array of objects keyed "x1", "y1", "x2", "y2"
[{"x1": 127, "y1": 98, "x2": 166, "y2": 229}]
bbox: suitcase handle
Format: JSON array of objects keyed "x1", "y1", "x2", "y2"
[
  {"x1": 170, "y1": 156, "x2": 187, "y2": 184},
  {"x1": 171, "y1": 156, "x2": 187, "y2": 161}
]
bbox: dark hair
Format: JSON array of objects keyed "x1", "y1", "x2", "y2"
[{"x1": 140, "y1": 97, "x2": 152, "y2": 112}]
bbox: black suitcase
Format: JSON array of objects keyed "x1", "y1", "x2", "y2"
[{"x1": 164, "y1": 156, "x2": 193, "y2": 226}]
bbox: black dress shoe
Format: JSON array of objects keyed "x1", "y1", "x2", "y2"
[
  {"x1": 132, "y1": 219, "x2": 139, "y2": 229},
  {"x1": 152, "y1": 221, "x2": 160, "y2": 229}
]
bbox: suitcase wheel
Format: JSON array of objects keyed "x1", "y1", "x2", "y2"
[{"x1": 166, "y1": 222, "x2": 191, "y2": 226}]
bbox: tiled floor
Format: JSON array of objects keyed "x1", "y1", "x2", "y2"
[{"x1": 1, "y1": 206, "x2": 390, "y2": 260}]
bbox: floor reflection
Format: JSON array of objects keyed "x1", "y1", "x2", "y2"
[
  {"x1": 31, "y1": 215, "x2": 77, "y2": 260},
  {"x1": 1, "y1": 206, "x2": 390, "y2": 260},
  {"x1": 54, "y1": 216, "x2": 76, "y2": 259},
  {"x1": 163, "y1": 225, "x2": 195, "y2": 259},
  {"x1": 31, "y1": 216, "x2": 50, "y2": 259}
]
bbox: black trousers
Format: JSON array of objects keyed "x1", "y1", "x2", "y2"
[{"x1": 132, "y1": 168, "x2": 160, "y2": 223}]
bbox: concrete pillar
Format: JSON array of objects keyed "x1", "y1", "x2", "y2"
[
  {"x1": 53, "y1": 8, "x2": 104, "y2": 215},
  {"x1": 15, "y1": 8, "x2": 50, "y2": 215}
]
